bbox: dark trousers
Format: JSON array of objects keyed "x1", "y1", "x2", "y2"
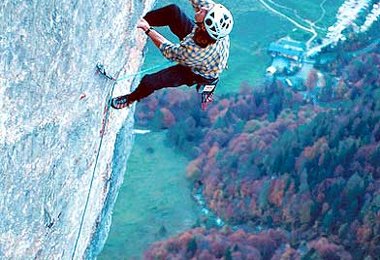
[{"x1": 129, "y1": 4, "x2": 213, "y2": 102}]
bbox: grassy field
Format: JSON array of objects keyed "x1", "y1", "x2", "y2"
[
  {"x1": 98, "y1": 132, "x2": 197, "y2": 259},
  {"x1": 274, "y1": 0, "x2": 345, "y2": 28}
]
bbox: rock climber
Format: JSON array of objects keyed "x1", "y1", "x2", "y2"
[{"x1": 111, "y1": 0, "x2": 233, "y2": 109}]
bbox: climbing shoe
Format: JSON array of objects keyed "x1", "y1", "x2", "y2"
[{"x1": 111, "y1": 95, "x2": 133, "y2": 109}]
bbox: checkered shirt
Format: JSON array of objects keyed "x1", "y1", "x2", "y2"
[{"x1": 159, "y1": 0, "x2": 230, "y2": 80}]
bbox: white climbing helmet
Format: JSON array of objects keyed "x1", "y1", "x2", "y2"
[{"x1": 204, "y1": 4, "x2": 234, "y2": 40}]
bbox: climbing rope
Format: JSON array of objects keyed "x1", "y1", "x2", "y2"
[
  {"x1": 71, "y1": 61, "x2": 169, "y2": 259},
  {"x1": 116, "y1": 62, "x2": 171, "y2": 82},
  {"x1": 70, "y1": 74, "x2": 118, "y2": 260}
]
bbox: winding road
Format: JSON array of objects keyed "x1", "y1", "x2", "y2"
[
  {"x1": 258, "y1": 0, "x2": 379, "y2": 58},
  {"x1": 257, "y1": 0, "x2": 327, "y2": 48}
]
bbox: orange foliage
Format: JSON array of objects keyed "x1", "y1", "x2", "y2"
[
  {"x1": 165, "y1": 89, "x2": 191, "y2": 106},
  {"x1": 305, "y1": 68, "x2": 318, "y2": 90},
  {"x1": 308, "y1": 238, "x2": 352, "y2": 260},
  {"x1": 146, "y1": 96, "x2": 159, "y2": 110},
  {"x1": 302, "y1": 137, "x2": 328, "y2": 160},
  {"x1": 229, "y1": 134, "x2": 251, "y2": 153},
  {"x1": 159, "y1": 108, "x2": 175, "y2": 128},
  {"x1": 198, "y1": 250, "x2": 214, "y2": 260},
  {"x1": 186, "y1": 158, "x2": 202, "y2": 179},
  {"x1": 177, "y1": 231, "x2": 195, "y2": 247},
  {"x1": 207, "y1": 98, "x2": 230, "y2": 123},
  {"x1": 207, "y1": 143, "x2": 220, "y2": 159},
  {"x1": 356, "y1": 225, "x2": 372, "y2": 244},
  {"x1": 269, "y1": 179, "x2": 286, "y2": 207}
]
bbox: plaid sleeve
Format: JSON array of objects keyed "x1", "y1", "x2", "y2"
[
  {"x1": 159, "y1": 42, "x2": 196, "y2": 66},
  {"x1": 190, "y1": 0, "x2": 215, "y2": 11}
]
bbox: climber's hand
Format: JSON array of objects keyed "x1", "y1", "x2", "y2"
[{"x1": 137, "y1": 18, "x2": 150, "y2": 32}]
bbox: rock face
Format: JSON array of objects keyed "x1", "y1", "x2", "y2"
[{"x1": 0, "y1": 0, "x2": 154, "y2": 258}]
